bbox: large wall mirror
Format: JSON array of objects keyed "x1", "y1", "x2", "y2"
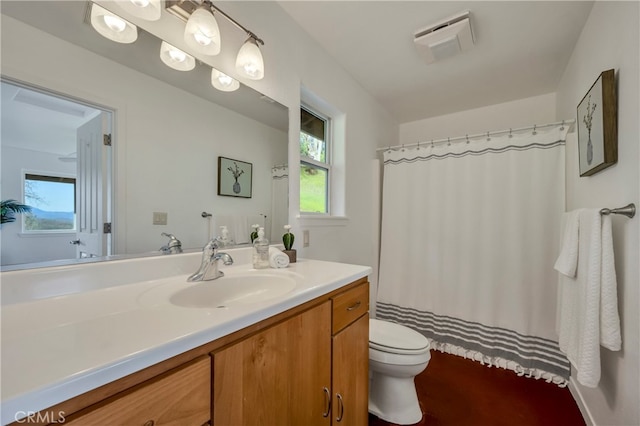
[{"x1": 1, "y1": 1, "x2": 289, "y2": 270}]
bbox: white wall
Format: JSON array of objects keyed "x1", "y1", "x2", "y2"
[
  {"x1": 0, "y1": 147, "x2": 77, "y2": 265},
  {"x1": 555, "y1": 2, "x2": 639, "y2": 425},
  {"x1": 1, "y1": 16, "x2": 288, "y2": 257},
  {"x1": 399, "y1": 93, "x2": 557, "y2": 145}
]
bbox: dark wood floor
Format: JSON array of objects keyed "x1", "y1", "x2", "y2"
[{"x1": 369, "y1": 350, "x2": 585, "y2": 426}]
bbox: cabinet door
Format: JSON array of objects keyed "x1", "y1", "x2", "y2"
[
  {"x1": 65, "y1": 357, "x2": 210, "y2": 426},
  {"x1": 213, "y1": 301, "x2": 332, "y2": 426},
  {"x1": 332, "y1": 314, "x2": 369, "y2": 426}
]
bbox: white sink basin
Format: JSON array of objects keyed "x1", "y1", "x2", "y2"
[{"x1": 169, "y1": 273, "x2": 297, "y2": 308}]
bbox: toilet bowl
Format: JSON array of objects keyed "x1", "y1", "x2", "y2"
[{"x1": 369, "y1": 318, "x2": 431, "y2": 425}]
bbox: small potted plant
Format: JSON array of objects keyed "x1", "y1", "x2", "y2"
[
  {"x1": 282, "y1": 224, "x2": 296, "y2": 263},
  {"x1": 250, "y1": 224, "x2": 260, "y2": 243},
  {"x1": 1, "y1": 199, "x2": 31, "y2": 226}
]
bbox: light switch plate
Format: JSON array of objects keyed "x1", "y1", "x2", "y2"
[{"x1": 153, "y1": 212, "x2": 168, "y2": 225}]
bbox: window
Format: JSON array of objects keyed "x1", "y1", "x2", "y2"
[
  {"x1": 23, "y1": 173, "x2": 76, "y2": 232},
  {"x1": 300, "y1": 106, "x2": 330, "y2": 214}
]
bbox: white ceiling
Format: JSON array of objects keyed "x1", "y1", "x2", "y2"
[
  {"x1": 278, "y1": 1, "x2": 594, "y2": 124},
  {"x1": 1, "y1": 81, "x2": 100, "y2": 156}
]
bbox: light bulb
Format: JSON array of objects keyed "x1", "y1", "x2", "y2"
[
  {"x1": 235, "y1": 37, "x2": 264, "y2": 80},
  {"x1": 169, "y1": 49, "x2": 187, "y2": 63},
  {"x1": 184, "y1": 6, "x2": 221, "y2": 56},
  {"x1": 194, "y1": 31, "x2": 212, "y2": 47},
  {"x1": 131, "y1": 0, "x2": 150, "y2": 6},
  {"x1": 103, "y1": 15, "x2": 126, "y2": 33},
  {"x1": 211, "y1": 69, "x2": 240, "y2": 92},
  {"x1": 160, "y1": 41, "x2": 195, "y2": 71},
  {"x1": 90, "y1": 3, "x2": 137, "y2": 44}
]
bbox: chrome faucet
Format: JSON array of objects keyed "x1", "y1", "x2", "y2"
[
  {"x1": 187, "y1": 239, "x2": 234, "y2": 282},
  {"x1": 159, "y1": 233, "x2": 182, "y2": 254}
]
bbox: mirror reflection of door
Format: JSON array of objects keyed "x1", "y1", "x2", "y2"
[{"x1": 0, "y1": 79, "x2": 113, "y2": 268}]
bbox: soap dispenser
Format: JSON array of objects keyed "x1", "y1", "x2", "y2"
[
  {"x1": 252, "y1": 227, "x2": 269, "y2": 269},
  {"x1": 217, "y1": 225, "x2": 232, "y2": 248}
]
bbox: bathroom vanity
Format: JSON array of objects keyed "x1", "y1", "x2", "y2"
[{"x1": 1, "y1": 249, "x2": 371, "y2": 425}]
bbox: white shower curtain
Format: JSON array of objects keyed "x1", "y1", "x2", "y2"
[
  {"x1": 270, "y1": 165, "x2": 289, "y2": 241},
  {"x1": 377, "y1": 124, "x2": 571, "y2": 385}
]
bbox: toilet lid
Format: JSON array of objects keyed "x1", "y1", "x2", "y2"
[{"x1": 369, "y1": 319, "x2": 430, "y2": 355}]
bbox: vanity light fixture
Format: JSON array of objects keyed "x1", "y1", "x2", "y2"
[
  {"x1": 166, "y1": 0, "x2": 265, "y2": 80},
  {"x1": 90, "y1": 3, "x2": 138, "y2": 44},
  {"x1": 160, "y1": 41, "x2": 196, "y2": 71},
  {"x1": 211, "y1": 69, "x2": 240, "y2": 92},
  {"x1": 117, "y1": 0, "x2": 162, "y2": 22}
]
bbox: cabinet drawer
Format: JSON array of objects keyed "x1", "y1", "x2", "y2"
[
  {"x1": 332, "y1": 282, "x2": 369, "y2": 334},
  {"x1": 66, "y1": 357, "x2": 210, "y2": 426}
]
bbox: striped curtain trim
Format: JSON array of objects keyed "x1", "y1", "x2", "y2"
[
  {"x1": 384, "y1": 140, "x2": 565, "y2": 166},
  {"x1": 272, "y1": 174, "x2": 289, "y2": 180},
  {"x1": 376, "y1": 302, "x2": 570, "y2": 385}
]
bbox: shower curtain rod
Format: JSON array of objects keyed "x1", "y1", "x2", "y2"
[{"x1": 376, "y1": 119, "x2": 575, "y2": 153}]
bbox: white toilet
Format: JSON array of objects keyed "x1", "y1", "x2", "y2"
[{"x1": 368, "y1": 318, "x2": 431, "y2": 425}]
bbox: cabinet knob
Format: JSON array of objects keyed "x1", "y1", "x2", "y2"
[
  {"x1": 143, "y1": 420, "x2": 155, "y2": 426},
  {"x1": 335, "y1": 393, "x2": 344, "y2": 422},
  {"x1": 322, "y1": 387, "x2": 331, "y2": 417}
]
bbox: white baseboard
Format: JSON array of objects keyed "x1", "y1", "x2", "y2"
[{"x1": 569, "y1": 378, "x2": 596, "y2": 426}]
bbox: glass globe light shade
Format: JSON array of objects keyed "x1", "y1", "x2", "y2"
[
  {"x1": 160, "y1": 41, "x2": 196, "y2": 71},
  {"x1": 90, "y1": 3, "x2": 137, "y2": 44},
  {"x1": 184, "y1": 6, "x2": 221, "y2": 56},
  {"x1": 235, "y1": 37, "x2": 264, "y2": 80},
  {"x1": 211, "y1": 69, "x2": 240, "y2": 92}
]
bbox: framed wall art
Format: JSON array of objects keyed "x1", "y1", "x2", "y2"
[
  {"x1": 576, "y1": 68, "x2": 617, "y2": 177},
  {"x1": 217, "y1": 156, "x2": 252, "y2": 198}
]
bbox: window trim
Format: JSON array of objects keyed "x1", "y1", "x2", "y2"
[{"x1": 300, "y1": 104, "x2": 332, "y2": 215}]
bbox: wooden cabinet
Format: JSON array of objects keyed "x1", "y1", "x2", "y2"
[
  {"x1": 65, "y1": 357, "x2": 210, "y2": 426},
  {"x1": 331, "y1": 284, "x2": 369, "y2": 426},
  {"x1": 22, "y1": 278, "x2": 369, "y2": 426},
  {"x1": 212, "y1": 281, "x2": 369, "y2": 426},
  {"x1": 213, "y1": 301, "x2": 332, "y2": 426}
]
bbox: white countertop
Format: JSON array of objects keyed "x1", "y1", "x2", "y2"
[{"x1": 0, "y1": 256, "x2": 371, "y2": 425}]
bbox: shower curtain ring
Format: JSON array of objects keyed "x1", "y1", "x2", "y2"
[
  {"x1": 509, "y1": 128, "x2": 513, "y2": 138},
  {"x1": 417, "y1": 141, "x2": 420, "y2": 150},
  {"x1": 560, "y1": 120, "x2": 565, "y2": 131},
  {"x1": 431, "y1": 140, "x2": 434, "y2": 149},
  {"x1": 447, "y1": 137, "x2": 451, "y2": 146},
  {"x1": 401, "y1": 144, "x2": 405, "y2": 152},
  {"x1": 532, "y1": 125, "x2": 537, "y2": 135},
  {"x1": 466, "y1": 134, "x2": 469, "y2": 144},
  {"x1": 486, "y1": 131, "x2": 491, "y2": 141}
]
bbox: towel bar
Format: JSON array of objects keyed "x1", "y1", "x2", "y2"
[{"x1": 599, "y1": 203, "x2": 636, "y2": 218}]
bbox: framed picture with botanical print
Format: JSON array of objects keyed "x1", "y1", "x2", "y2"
[
  {"x1": 217, "y1": 156, "x2": 252, "y2": 198},
  {"x1": 576, "y1": 69, "x2": 617, "y2": 177}
]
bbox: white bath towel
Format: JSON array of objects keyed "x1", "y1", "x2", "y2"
[
  {"x1": 269, "y1": 247, "x2": 289, "y2": 268},
  {"x1": 554, "y1": 210, "x2": 580, "y2": 277},
  {"x1": 556, "y1": 209, "x2": 622, "y2": 388}
]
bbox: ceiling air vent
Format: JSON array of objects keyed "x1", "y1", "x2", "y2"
[{"x1": 414, "y1": 10, "x2": 474, "y2": 64}]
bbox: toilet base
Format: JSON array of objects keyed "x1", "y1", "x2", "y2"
[{"x1": 368, "y1": 370, "x2": 423, "y2": 425}]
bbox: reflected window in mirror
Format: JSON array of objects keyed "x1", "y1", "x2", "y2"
[
  {"x1": 300, "y1": 106, "x2": 331, "y2": 214},
  {"x1": 23, "y1": 173, "x2": 76, "y2": 232}
]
